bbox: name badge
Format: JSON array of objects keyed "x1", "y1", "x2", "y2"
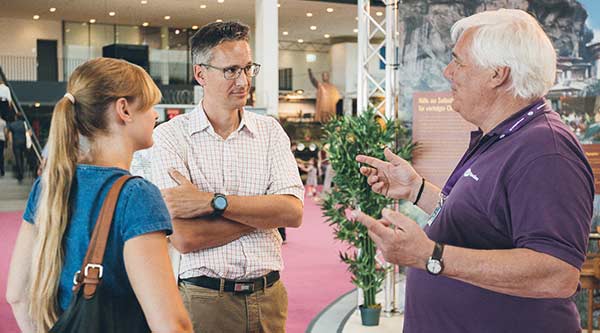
[{"x1": 427, "y1": 194, "x2": 446, "y2": 226}]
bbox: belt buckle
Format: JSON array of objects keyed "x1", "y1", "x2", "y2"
[{"x1": 234, "y1": 282, "x2": 254, "y2": 294}]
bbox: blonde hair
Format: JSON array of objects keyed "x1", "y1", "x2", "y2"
[
  {"x1": 450, "y1": 9, "x2": 556, "y2": 99},
  {"x1": 29, "y1": 57, "x2": 161, "y2": 332}
]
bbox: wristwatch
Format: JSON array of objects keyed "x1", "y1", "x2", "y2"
[
  {"x1": 210, "y1": 193, "x2": 228, "y2": 217},
  {"x1": 426, "y1": 242, "x2": 445, "y2": 275}
]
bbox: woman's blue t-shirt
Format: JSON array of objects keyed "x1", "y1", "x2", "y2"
[{"x1": 23, "y1": 164, "x2": 172, "y2": 311}]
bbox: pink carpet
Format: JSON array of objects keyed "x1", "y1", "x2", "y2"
[
  {"x1": 0, "y1": 195, "x2": 353, "y2": 333},
  {"x1": 0, "y1": 211, "x2": 22, "y2": 333},
  {"x1": 282, "y1": 195, "x2": 354, "y2": 333}
]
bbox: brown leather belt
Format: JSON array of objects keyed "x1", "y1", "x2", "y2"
[{"x1": 180, "y1": 271, "x2": 280, "y2": 295}]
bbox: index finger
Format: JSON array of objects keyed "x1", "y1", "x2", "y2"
[
  {"x1": 168, "y1": 168, "x2": 192, "y2": 186},
  {"x1": 353, "y1": 211, "x2": 393, "y2": 239},
  {"x1": 356, "y1": 154, "x2": 388, "y2": 170}
]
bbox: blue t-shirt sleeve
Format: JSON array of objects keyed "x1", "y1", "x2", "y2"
[
  {"x1": 117, "y1": 178, "x2": 173, "y2": 242},
  {"x1": 23, "y1": 178, "x2": 42, "y2": 224}
]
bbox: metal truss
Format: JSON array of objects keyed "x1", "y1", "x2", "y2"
[{"x1": 357, "y1": 0, "x2": 400, "y2": 120}]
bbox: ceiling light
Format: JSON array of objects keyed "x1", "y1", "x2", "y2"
[
  {"x1": 324, "y1": 34, "x2": 330, "y2": 38},
  {"x1": 306, "y1": 54, "x2": 316, "y2": 62},
  {"x1": 33, "y1": 15, "x2": 40, "y2": 20},
  {"x1": 277, "y1": 3, "x2": 281, "y2": 8},
  {"x1": 175, "y1": 29, "x2": 180, "y2": 34},
  {"x1": 216, "y1": 19, "x2": 223, "y2": 22},
  {"x1": 34, "y1": 102, "x2": 41, "y2": 107},
  {"x1": 376, "y1": 11, "x2": 383, "y2": 16},
  {"x1": 282, "y1": 31, "x2": 289, "y2": 36},
  {"x1": 217, "y1": 0, "x2": 224, "y2": 3},
  {"x1": 192, "y1": 25, "x2": 199, "y2": 30},
  {"x1": 306, "y1": 12, "x2": 313, "y2": 17},
  {"x1": 200, "y1": 4, "x2": 207, "y2": 8},
  {"x1": 298, "y1": 39, "x2": 304, "y2": 43},
  {"x1": 109, "y1": 11, "x2": 116, "y2": 16},
  {"x1": 353, "y1": 28, "x2": 358, "y2": 33},
  {"x1": 89, "y1": 19, "x2": 96, "y2": 23},
  {"x1": 49, "y1": 8, "x2": 56, "y2": 12},
  {"x1": 355, "y1": 16, "x2": 358, "y2": 20},
  {"x1": 310, "y1": 26, "x2": 317, "y2": 30},
  {"x1": 142, "y1": 22, "x2": 149, "y2": 27},
  {"x1": 164, "y1": 15, "x2": 170, "y2": 20},
  {"x1": 141, "y1": 0, "x2": 147, "y2": 4},
  {"x1": 326, "y1": 8, "x2": 333, "y2": 13}
]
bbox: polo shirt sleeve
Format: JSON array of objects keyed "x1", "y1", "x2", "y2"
[
  {"x1": 117, "y1": 178, "x2": 173, "y2": 242},
  {"x1": 150, "y1": 124, "x2": 192, "y2": 190},
  {"x1": 507, "y1": 154, "x2": 593, "y2": 269},
  {"x1": 266, "y1": 117, "x2": 305, "y2": 202},
  {"x1": 23, "y1": 178, "x2": 42, "y2": 224}
]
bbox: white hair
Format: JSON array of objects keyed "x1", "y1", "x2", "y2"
[{"x1": 450, "y1": 9, "x2": 556, "y2": 99}]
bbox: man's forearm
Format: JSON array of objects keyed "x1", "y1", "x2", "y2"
[
  {"x1": 438, "y1": 246, "x2": 579, "y2": 299},
  {"x1": 413, "y1": 181, "x2": 441, "y2": 215},
  {"x1": 170, "y1": 217, "x2": 255, "y2": 253},
  {"x1": 224, "y1": 194, "x2": 303, "y2": 229}
]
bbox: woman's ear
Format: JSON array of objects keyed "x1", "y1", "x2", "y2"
[{"x1": 114, "y1": 97, "x2": 133, "y2": 123}]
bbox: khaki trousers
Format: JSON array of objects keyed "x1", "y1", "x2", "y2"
[{"x1": 179, "y1": 280, "x2": 288, "y2": 333}]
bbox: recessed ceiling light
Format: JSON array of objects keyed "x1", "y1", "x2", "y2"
[
  {"x1": 353, "y1": 28, "x2": 358, "y2": 33},
  {"x1": 310, "y1": 26, "x2": 317, "y2": 30},
  {"x1": 89, "y1": 19, "x2": 96, "y2": 23},
  {"x1": 142, "y1": 22, "x2": 149, "y2": 27},
  {"x1": 164, "y1": 16, "x2": 170, "y2": 20},
  {"x1": 192, "y1": 25, "x2": 199, "y2": 30},
  {"x1": 216, "y1": 19, "x2": 223, "y2": 22},
  {"x1": 376, "y1": 11, "x2": 383, "y2": 16},
  {"x1": 33, "y1": 15, "x2": 40, "y2": 20},
  {"x1": 141, "y1": 0, "x2": 147, "y2": 4},
  {"x1": 326, "y1": 8, "x2": 333, "y2": 13},
  {"x1": 49, "y1": 8, "x2": 56, "y2": 12},
  {"x1": 298, "y1": 39, "x2": 304, "y2": 43},
  {"x1": 306, "y1": 12, "x2": 313, "y2": 17},
  {"x1": 109, "y1": 11, "x2": 116, "y2": 16},
  {"x1": 277, "y1": 3, "x2": 281, "y2": 8},
  {"x1": 355, "y1": 16, "x2": 358, "y2": 20},
  {"x1": 282, "y1": 31, "x2": 288, "y2": 36},
  {"x1": 324, "y1": 34, "x2": 330, "y2": 38},
  {"x1": 217, "y1": 0, "x2": 224, "y2": 3},
  {"x1": 200, "y1": 4, "x2": 207, "y2": 9},
  {"x1": 175, "y1": 29, "x2": 180, "y2": 34}
]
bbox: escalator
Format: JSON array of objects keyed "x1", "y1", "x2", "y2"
[{"x1": 0, "y1": 65, "x2": 44, "y2": 175}]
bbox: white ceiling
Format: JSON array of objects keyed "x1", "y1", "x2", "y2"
[{"x1": 0, "y1": 0, "x2": 365, "y2": 44}]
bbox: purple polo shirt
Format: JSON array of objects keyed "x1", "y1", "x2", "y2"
[{"x1": 404, "y1": 99, "x2": 594, "y2": 332}]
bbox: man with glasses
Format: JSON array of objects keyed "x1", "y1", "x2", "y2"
[{"x1": 150, "y1": 21, "x2": 304, "y2": 332}]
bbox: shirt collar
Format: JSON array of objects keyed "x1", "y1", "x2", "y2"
[
  {"x1": 487, "y1": 98, "x2": 548, "y2": 137},
  {"x1": 188, "y1": 100, "x2": 257, "y2": 137}
]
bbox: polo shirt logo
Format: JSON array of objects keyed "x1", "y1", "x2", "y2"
[{"x1": 463, "y1": 168, "x2": 479, "y2": 181}]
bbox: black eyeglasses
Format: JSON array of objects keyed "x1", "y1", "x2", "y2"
[{"x1": 199, "y1": 63, "x2": 261, "y2": 80}]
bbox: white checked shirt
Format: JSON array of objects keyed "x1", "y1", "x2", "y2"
[{"x1": 150, "y1": 103, "x2": 304, "y2": 280}]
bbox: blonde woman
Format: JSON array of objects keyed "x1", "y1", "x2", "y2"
[{"x1": 6, "y1": 58, "x2": 192, "y2": 332}]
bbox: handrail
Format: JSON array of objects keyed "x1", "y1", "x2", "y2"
[{"x1": 0, "y1": 65, "x2": 43, "y2": 163}]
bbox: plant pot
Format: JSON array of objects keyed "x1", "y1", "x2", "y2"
[{"x1": 359, "y1": 304, "x2": 381, "y2": 326}]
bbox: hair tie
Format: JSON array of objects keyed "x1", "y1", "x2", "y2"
[{"x1": 64, "y1": 93, "x2": 75, "y2": 104}]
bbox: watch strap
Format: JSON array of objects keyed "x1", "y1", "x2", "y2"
[{"x1": 432, "y1": 242, "x2": 445, "y2": 261}]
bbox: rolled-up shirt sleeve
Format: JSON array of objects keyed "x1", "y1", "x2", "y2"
[{"x1": 266, "y1": 118, "x2": 304, "y2": 203}]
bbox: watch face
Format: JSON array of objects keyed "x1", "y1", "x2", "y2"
[
  {"x1": 214, "y1": 196, "x2": 227, "y2": 210},
  {"x1": 427, "y1": 259, "x2": 442, "y2": 275}
]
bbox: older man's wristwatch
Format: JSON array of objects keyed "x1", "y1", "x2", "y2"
[
  {"x1": 426, "y1": 242, "x2": 445, "y2": 275},
  {"x1": 210, "y1": 193, "x2": 228, "y2": 217}
]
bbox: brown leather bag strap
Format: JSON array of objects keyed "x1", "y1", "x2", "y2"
[{"x1": 73, "y1": 175, "x2": 137, "y2": 298}]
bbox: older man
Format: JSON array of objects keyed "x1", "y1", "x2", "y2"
[
  {"x1": 150, "y1": 21, "x2": 304, "y2": 332},
  {"x1": 354, "y1": 9, "x2": 594, "y2": 332}
]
